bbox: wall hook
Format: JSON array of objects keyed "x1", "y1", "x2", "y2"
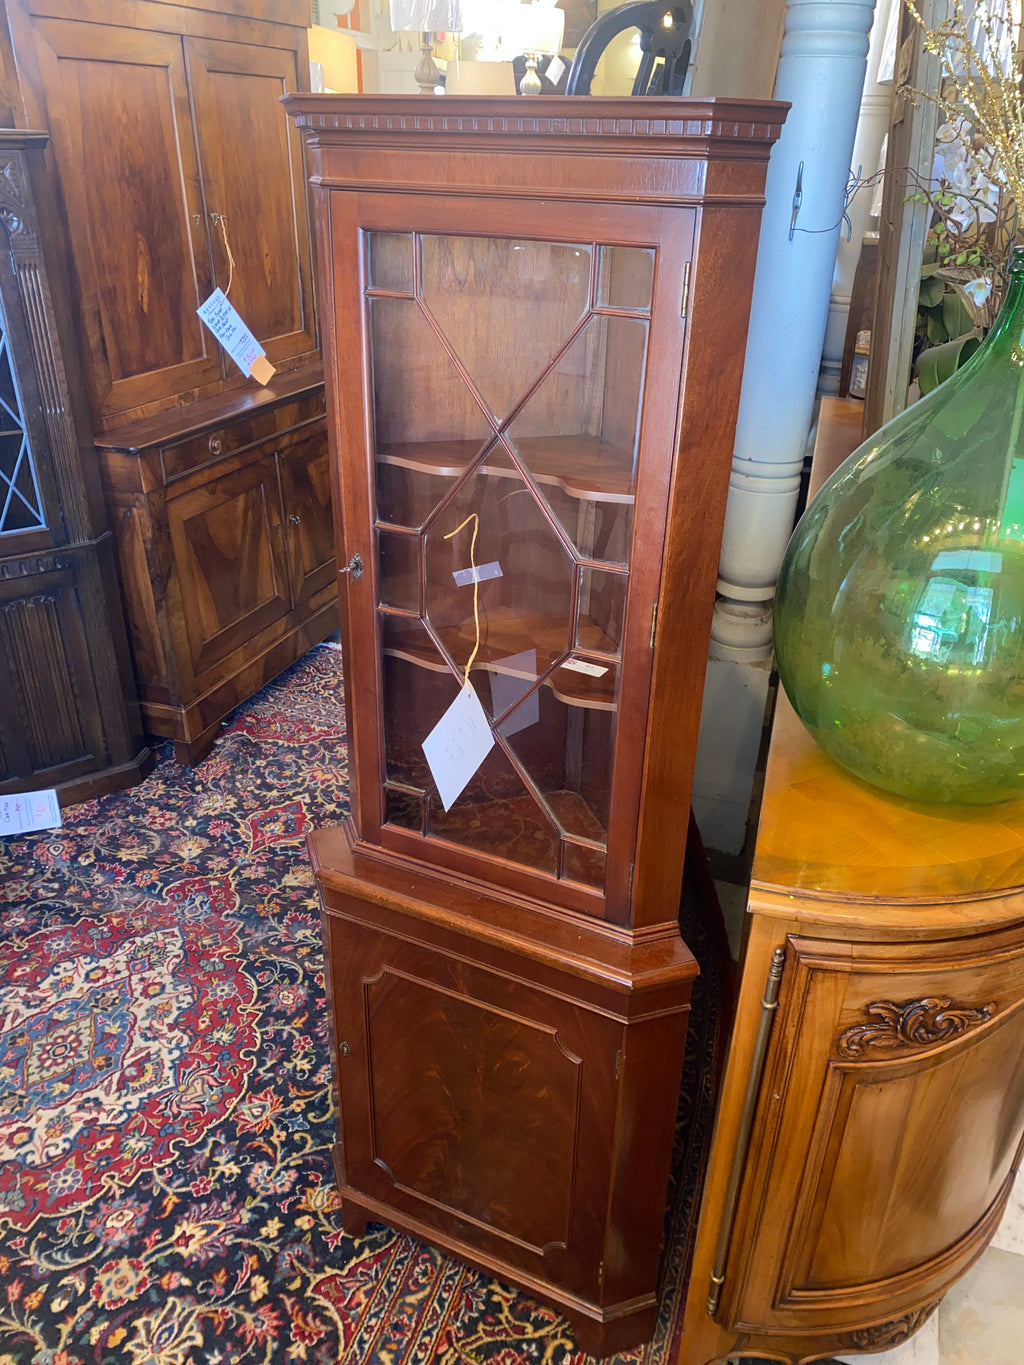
[{"x1": 788, "y1": 161, "x2": 804, "y2": 242}]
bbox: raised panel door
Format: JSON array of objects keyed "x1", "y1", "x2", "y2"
[
  {"x1": 166, "y1": 455, "x2": 290, "y2": 685},
  {"x1": 323, "y1": 907, "x2": 622, "y2": 1300},
  {"x1": 276, "y1": 423, "x2": 335, "y2": 615},
  {"x1": 0, "y1": 563, "x2": 106, "y2": 787},
  {"x1": 28, "y1": 19, "x2": 221, "y2": 421},
  {"x1": 186, "y1": 36, "x2": 317, "y2": 372}
]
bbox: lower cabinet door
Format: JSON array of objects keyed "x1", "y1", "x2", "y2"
[
  {"x1": 276, "y1": 421, "x2": 335, "y2": 615},
  {"x1": 325, "y1": 911, "x2": 624, "y2": 1301},
  {"x1": 724, "y1": 924, "x2": 1024, "y2": 1339},
  {"x1": 166, "y1": 453, "x2": 291, "y2": 684},
  {"x1": 0, "y1": 556, "x2": 106, "y2": 786}
]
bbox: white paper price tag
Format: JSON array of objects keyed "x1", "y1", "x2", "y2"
[
  {"x1": 422, "y1": 684, "x2": 494, "y2": 811},
  {"x1": 197, "y1": 288, "x2": 276, "y2": 384},
  {"x1": 0, "y1": 788, "x2": 61, "y2": 836},
  {"x1": 562, "y1": 657, "x2": 608, "y2": 677},
  {"x1": 545, "y1": 55, "x2": 566, "y2": 84}
]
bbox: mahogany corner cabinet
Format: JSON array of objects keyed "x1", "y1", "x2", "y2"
[{"x1": 284, "y1": 94, "x2": 786, "y2": 1356}]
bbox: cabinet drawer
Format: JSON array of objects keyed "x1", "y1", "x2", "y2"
[{"x1": 161, "y1": 390, "x2": 326, "y2": 483}]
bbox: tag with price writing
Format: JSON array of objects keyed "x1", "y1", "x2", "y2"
[
  {"x1": 197, "y1": 288, "x2": 276, "y2": 385},
  {"x1": 0, "y1": 788, "x2": 61, "y2": 836}
]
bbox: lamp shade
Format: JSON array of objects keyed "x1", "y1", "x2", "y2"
[
  {"x1": 307, "y1": 26, "x2": 360, "y2": 92},
  {"x1": 444, "y1": 60, "x2": 518, "y2": 93},
  {"x1": 388, "y1": 0, "x2": 462, "y2": 33},
  {"x1": 510, "y1": 1, "x2": 565, "y2": 54}
]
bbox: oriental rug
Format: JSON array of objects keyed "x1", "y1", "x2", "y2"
[{"x1": 0, "y1": 643, "x2": 726, "y2": 1365}]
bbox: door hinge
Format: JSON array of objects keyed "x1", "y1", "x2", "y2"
[
  {"x1": 614, "y1": 1049, "x2": 622, "y2": 1081},
  {"x1": 650, "y1": 601, "x2": 658, "y2": 649},
  {"x1": 627, "y1": 861, "x2": 635, "y2": 902},
  {"x1": 680, "y1": 259, "x2": 691, "y2": 318}
]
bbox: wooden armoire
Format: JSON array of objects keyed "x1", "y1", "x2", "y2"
[
  {"x1": 3, "y1": 0, "x2": 336, "y2": 765},
  {"x1": 285, "y1": 93, "x2": 787, "y2": 1355}
]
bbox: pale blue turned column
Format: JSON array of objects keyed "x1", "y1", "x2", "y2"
[{"x1": 693, "y1": 0, "x2": 876, "y2": 857}]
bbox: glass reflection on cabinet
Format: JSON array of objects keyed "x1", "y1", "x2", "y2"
[{"x1": 366, "y1": 230, "x2": 654, "y2": 891}]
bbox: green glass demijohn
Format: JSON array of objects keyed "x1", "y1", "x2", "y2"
[{"x1": 774, "y1": 245, "x2": 1024, "y2": 805}]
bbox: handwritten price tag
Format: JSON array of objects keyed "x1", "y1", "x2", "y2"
[
  {"x1": 422, "y1": 684, "x2": 494, "y2": 811},
  {"x1": 197, "y1": 289, "x2": 276, "y2": 384},
  {"x1": 0, "y1": 787, "x2": 61, "y2": 836}
]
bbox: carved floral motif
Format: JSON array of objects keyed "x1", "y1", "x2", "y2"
[
  {"x1": 837, "y1": 996, "x2": 993, "y2": 1059},
  {"x1": 843, "y1": 1300, "x2": 940, "y2": 1351}
]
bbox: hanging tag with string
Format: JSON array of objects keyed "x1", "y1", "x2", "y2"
[
  {"x1": 195, "y1": 215, "x2": 276, "y2": 386},
  {"x1": 421, "y1": 512, "x2": 495, "y2": 810}
]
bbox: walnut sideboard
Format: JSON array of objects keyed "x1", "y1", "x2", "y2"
[{"x1": 680, "y1": 693, "x2": 1024, "y2": 1364}]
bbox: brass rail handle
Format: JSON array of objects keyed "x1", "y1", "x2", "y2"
[{"x1": 707, "y1": 944, "x2": 786, "y2": 1316}]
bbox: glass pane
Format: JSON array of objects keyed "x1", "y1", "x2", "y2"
[
  {"x1": 499, "y1": 660, "x2": 618, "y2": 841},
  {"x1": 426, "y1": 743, "x2": 559, "y2": 876},
  {"x1": 385, "y1": 784, "x2": 424, "y2": 833},
  {"x1": 596, "y1": 246, "x2": 654, "y2": 311},
  {"x1": 378, "y1": 528, "x2": 421, "y2": 611},
  {"x1": 424, "y1": 446, "x2": 576, "y2": 687},
  {"x1": 563, "y1": 841, "x2": 606, "y2": 889},
  {"x1": 369, "y1": 295, "x2": 493, "y2": 526},
  {"x1": 578, "y1": 567, "x2": 627, "y2": 654},
  {"x1": 419, "y1": 235, "x2": 592, "y2": 424},
  {"x1": 0, "y1": 319, "x2": 44, "y2": 537},
  {"x1": 367, "y1": 232, "x2": 413, "y2": 293},
  {"x1": 365, "y1": 232, "x2": 648, "y2": 897},
  {"x1": 381, "y1": 613, "x2": 460, "y2": 789},
  {"x1": 505, "y1": 313, "x2": 648, "y2": 560}
]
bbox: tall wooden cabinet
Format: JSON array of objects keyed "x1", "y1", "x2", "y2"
[
  {"x1": 0, "y1": 129, "x2": 152, "y2": 802},
  {"x1": 3, "y1": 0, "x2": 335, "y2": 763},
  {"x1": 285, "y1": 95, "x2": 786, "y2": 1354},
  {"x1": 680, "y1": 695, "x2": 1024, "y2": 1364}
]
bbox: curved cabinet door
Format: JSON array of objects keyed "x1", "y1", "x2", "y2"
[{"x1": 722, "y1": 924, "x2": 1024, "y2": 1344}]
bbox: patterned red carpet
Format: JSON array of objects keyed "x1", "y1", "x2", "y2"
[{"x1": 0, "y1": 644, "x2": 723, "y2": 1365}]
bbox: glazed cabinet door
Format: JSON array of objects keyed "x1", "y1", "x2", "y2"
[
  {"x1": 719, "y1": 924, "x2": 1024, "y2": 1344},
  {"x1": 186, "y1": 37, "x2": 317, "y2": 372},
  {"x1": 332, "y1": 198, "x2": 694, "y2": 922},
  {"x1": 25, "y1": 18, "x2": 221, "y2": 421}
]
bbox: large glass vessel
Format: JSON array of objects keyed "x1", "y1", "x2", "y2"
[{"x1": 774, "y1": 247, "x2": 1024, "y2": 805}]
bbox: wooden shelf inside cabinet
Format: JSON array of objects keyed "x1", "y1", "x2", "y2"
[
  {"x1": 382, "y1": 609, "x2": 618, "y2": 710},
  {"x1": 378, "y1": 435, "x2": 637, "y2": 505},
  {"x1": 287, "y1": 93, "x2": 788, "y2": 1357}
]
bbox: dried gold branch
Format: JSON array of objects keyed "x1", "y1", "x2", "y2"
[{"x1": 904, "y1": 0, "x2": 1024, "y2": 212}]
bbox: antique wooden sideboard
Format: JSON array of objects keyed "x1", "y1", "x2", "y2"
[{"x1": 680, "y1": 692, "x2": 1024, "y2": 1364}]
